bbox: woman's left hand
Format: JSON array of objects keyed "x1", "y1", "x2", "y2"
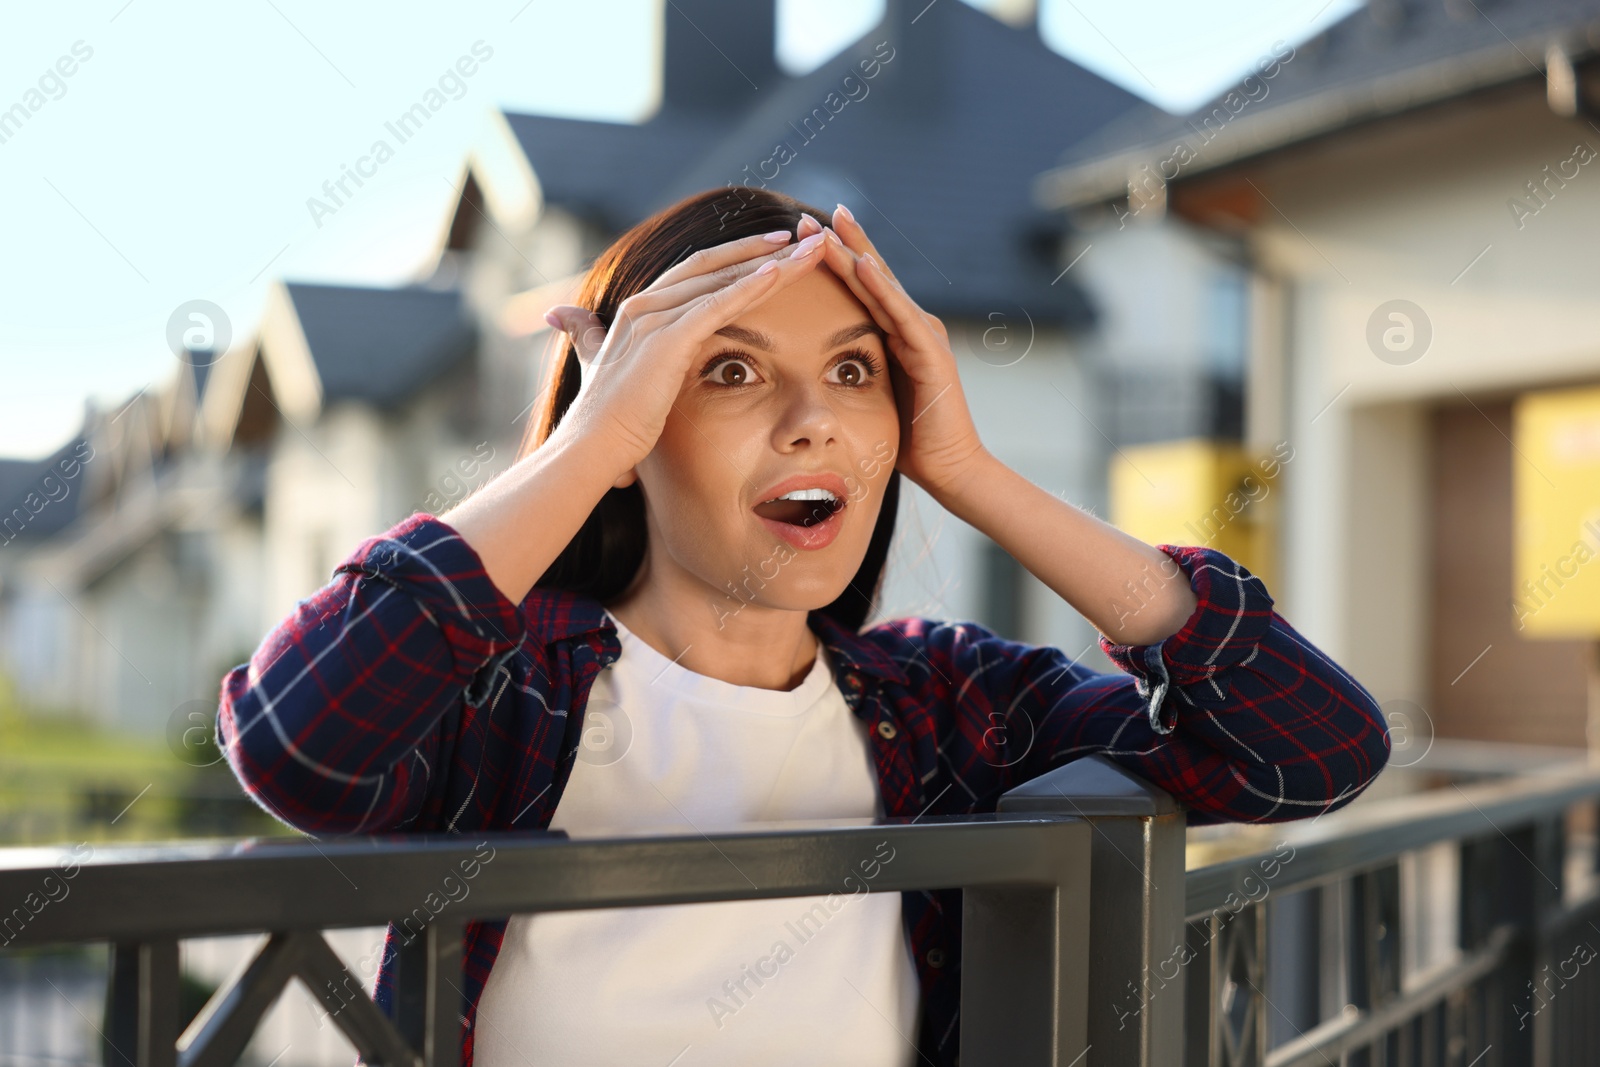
[{"x1": 797, "y1": 207, "x2": 990, "y2": 502}]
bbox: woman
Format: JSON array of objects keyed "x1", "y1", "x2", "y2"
[{"x1": 217, "y1": 186, "x2": 1390, "y2": 1067}]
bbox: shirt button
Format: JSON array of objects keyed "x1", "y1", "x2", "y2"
[
  {"x1": 877, "y1": 720, "x2": 898, "y2": 740},
  {"x1": 926, "y1": 948, "x2": 946, "y2": 968}
]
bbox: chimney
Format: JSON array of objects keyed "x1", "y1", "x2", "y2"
[
  {"x1": 863, "y1": 0, "x2": 951, "y2": 115},
  {"x1": 661, "y1": 0, "x2": 779, "y2": 114}
]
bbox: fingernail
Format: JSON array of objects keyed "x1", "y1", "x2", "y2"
[
  {"x1": 799, "y1": 212, "x2": 819, "y2": 229},
  {"x1": 756, "y1": 261, "x2": 779, "y2": 276},
  {"x1": 543, "y1": 310, "x2": 561, "y2": 328},
  {"x1": 859, "y1": 252, "x2": 876, "y2": 270},
  {"x1": 762, "y1": 229, "x2": 792, "y2": 244},
  {"x1": 795, "y1": 233, "x2": 825, "y2": 258},
  {"x1": 834, "y1": 203, "x2": 855, "y2": 225}
]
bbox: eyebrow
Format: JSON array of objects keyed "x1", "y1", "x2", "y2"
[{"x1": 712, "y1": 321, "x2": 883, "y2": 351}]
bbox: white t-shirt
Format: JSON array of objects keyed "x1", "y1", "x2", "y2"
[{"x1": 473, "y1": 610, "x2": 921, "y2": 1067}]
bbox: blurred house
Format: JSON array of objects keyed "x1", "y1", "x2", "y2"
[
  {"x1": 210, "y1": 282, "x2": 481, "y2": 627},
  {"x1": 0, "y1": 0, "x2": 1168, "y2": 741},
  {"x1": 1038, "y1": 0, "x2": 1600, "y2": 751},
  {"x1": 0, "y1": 364, "x2": 244, "y2": 737},
  {"x1": 0, "y1": 283, "x2": 483, "y2": 738}
]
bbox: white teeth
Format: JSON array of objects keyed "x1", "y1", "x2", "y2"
[{"x1": 771, "y1": 488, "x2": 839, "y2": 504}]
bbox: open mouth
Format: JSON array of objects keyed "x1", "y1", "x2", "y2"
[{"x1": 751, "y1": 490, "x2": 845, "y2": 527}]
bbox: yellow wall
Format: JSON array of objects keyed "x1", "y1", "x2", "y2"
[
  {"x1": 1108, "y1": 437, "x2": 1287, "y2": 593},
  {"x1": 1513, "y1": 384, "x2": 1600, "y2": 638}
]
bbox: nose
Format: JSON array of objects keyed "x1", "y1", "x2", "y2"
[{"x1": 769, "y1": 380, "x2": 840, "y2": 451}]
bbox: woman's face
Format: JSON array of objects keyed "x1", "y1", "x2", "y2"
[{"x1": 628, "y1": 262, "x2": 901, "y2": 623}]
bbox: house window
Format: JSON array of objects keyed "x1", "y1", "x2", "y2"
[{"x1": 1205, "y1": 268, "x2": 1248, "y2": 380}]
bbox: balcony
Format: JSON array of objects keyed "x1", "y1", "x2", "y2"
[{"x1": 3, "y1": 753, "x2": 1598, "y2": 1067}]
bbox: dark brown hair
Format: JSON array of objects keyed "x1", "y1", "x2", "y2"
[{"x1": 516, "y1": 186, "x2": 901, "y2": 633}]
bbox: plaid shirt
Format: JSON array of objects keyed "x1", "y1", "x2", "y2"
[{"x1": 217, "y1": 512, "x2": 1390, "y2": 1066}]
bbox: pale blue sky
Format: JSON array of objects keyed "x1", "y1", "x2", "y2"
[{"x1": 0, "y1": 0, "x2": 1359, "y2": 460}]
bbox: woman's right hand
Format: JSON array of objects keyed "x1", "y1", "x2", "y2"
[{"x1": 542, "y1": 228, "x2": 829, "y2": 485}]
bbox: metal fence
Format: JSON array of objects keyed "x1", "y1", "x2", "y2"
[
  {"x1": 1173, "y1": 766, "x2": 1600, "y2": 1067},
  {"x1": 3, "y1": 754, "x2": 1599, "y2": 1067}
]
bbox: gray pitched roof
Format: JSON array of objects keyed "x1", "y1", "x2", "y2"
[
  {"x1": 283, "y1": 283, "x2": 476, "y2": 411},
  {"x1": 1038, "y1": 0, "x2": 1600, "y2": 208},
  {"x1": 504, "y1": 0, "x2": 1146, "y2": 327},
  {"x1": 0, "y1": 437, "x2": 90, "y2": 543},
  {"x1": 503, "y1": 110, "x2": 732, "y2": 233}
]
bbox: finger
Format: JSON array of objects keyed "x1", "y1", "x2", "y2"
[
  {"x1": 831, "y1": 203, "x2": 904, "y2": 289},
  {"x1": 545, "y1": 305, "x2": 606, "y2": 362},
  {"x1": 665, "y1": 230, "x2": 827, "y2": 345},
  {"x1": 863, "y1": 251, "x2": 948, "y2": 342},
  {"x1": 854, "y1": 252, "x2": 943, "y2": 352},
  {"x1": 626, "y1": 231, "x2": 824, "y2": 316},
  {"x1": 818, "y1": 228, "x2": 895, "y2": 338},
  {"x1": 857, "y1": 247, "x2": 940, "y2": 340},
  {"x1": 797, "y1": 212, "x2": 824, "y2": 240},
  {"x1": 648, "y1": 228, "x2": 794, "y2": 292}
]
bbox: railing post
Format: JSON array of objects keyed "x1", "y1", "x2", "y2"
[
  {"x1": 1346, "y1": 863, "x2": 1401, "y2": 1067},
  {"x1": 1461, "y1": 815, "x2": 1564, "y2": 1067},
  {"x1": 960, "y1": 879, "x2": 1092, "y2": 1067},
  {"x1": 1183, "y1": 917, "x2": 1217, "y2": 1067},
  {"x1": 396, "y1": 918, "x2": 463, "y2": 1067},
  {"x1": 998, "y1": 754, "x2": 1186, "y2": 1067},
  {"x1": 1525, "y1": 814, "x2": 1566, "y2": 1067},
  {"x1": 105, "y1": 938, "x2": 180, "y2": 1067}
]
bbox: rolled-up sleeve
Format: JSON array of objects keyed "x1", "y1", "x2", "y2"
[
  {"x1": 1097, "y1": 544, "x2": 1279, "y2": 737},
  {"x1": 894, "y1": 545, "x2": 1392, "y2": 826},
  {"x1": 1066, "y1": 544, "x2": 1392, "y2": 823},
  {"x1": 216, "y1": 514, "x2": 528, "y2": 836}
]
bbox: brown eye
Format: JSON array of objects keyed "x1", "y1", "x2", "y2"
[
  {"x1": 826, "y1": 352, "x2": 881, "y2": 387},
  {"x1": 706, "y1": 356, "x2": 757, "y2": 386}
]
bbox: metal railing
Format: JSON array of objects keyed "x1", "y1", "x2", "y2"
[
  {"x1": 4, "y1": 755, "x2": 1600, "y2": 1067},
  {"x1": 1176, "y1": 765, "x2": 1600, "y2": 1067},
  {"x1": 0, "y1": 755, "x2": 1133, "y2": 1067}
]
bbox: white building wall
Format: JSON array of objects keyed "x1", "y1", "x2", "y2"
[
  {"x1": 0, "y1": 578, "x2": 68, "y2": 710},
  {"x1": 91, "y1": 543, "x2": 203, "y2": 736},
  {"x1": 1241, "y1": 81, "x2": 1600, "y2": 711},
  {"x1": 264, "y1": 405, "x2": 386, "y2": 623},
  {"x1": 208, "y1": 503, "x2": 270, "y2": 679},
  {"x1": 1075, "y1": 217, "x2": 1246, "y2": 372}
]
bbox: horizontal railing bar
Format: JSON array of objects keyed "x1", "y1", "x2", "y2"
[
  {"x1": 0, "y1": 815, "x2": 1087, "y2": 948},
  {"x1": 1186, "y1": 765, "x2": 1600, "y2": 918},
  {"x1": 1263, "y1": 922, "x2": 1517, "y2": 1067}
]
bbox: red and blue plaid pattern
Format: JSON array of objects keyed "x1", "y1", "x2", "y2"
[{"x1": 217, "y1": 512, "x2": 1390, "y2": 1066}]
